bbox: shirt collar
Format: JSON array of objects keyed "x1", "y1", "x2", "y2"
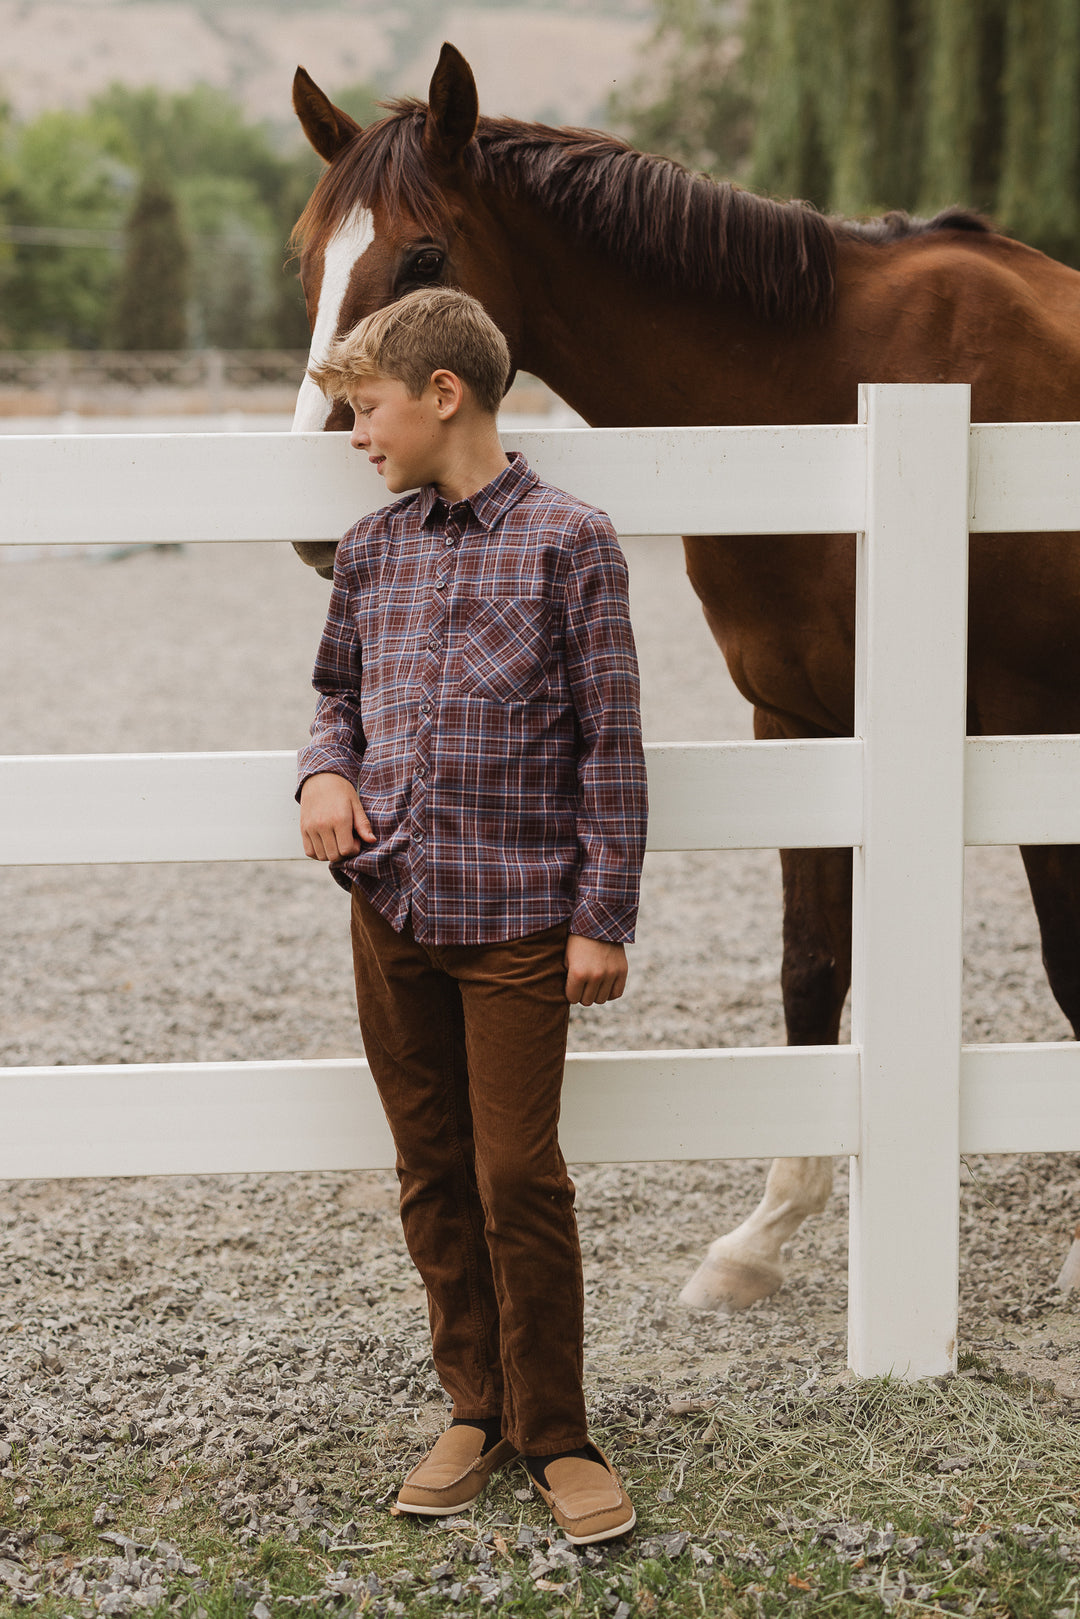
[{"x1": 418, "y1": 451, "x2": 539, "y2": 531}]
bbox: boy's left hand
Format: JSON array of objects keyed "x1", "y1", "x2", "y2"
[{"x1": 565, "y1": 935, "x2": 628, "y2": 1006}]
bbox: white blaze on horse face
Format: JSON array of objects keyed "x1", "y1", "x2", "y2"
[{"x1": 291, "y1": 207, "x2": 376, "y2": 432}]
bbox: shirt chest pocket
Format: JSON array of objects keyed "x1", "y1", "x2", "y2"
[{"x1": 458, "y1": 596, "x2": 553, "y2": 703}]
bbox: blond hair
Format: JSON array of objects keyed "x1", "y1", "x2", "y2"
[{"x1": 308, "y1": 287, "x2": 511, "y2": 415}]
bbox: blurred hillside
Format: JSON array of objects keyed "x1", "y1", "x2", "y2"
[{"x1": 0, "y1": 0, "x2": 651, "y2": 130}]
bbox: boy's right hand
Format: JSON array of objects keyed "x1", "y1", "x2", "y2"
[{"x1": 300, "y1": 772, "x2": 376, "y2": 862}]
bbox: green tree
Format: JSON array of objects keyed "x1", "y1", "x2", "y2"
[
  {"x1": 611, "y1": 0, "x2": 755, "y2": 176},
  {"x1": 741, "y1": 0, "x2": 841, "y2": 204},
  {"x1": 331, "y1": 82, "x2": 385, "y2": 130},
  {"x1": 0, "y1": 108, "x2": 129, "y2": 347},
  {"x1": 179, "y1": 174, "x2": 278, "y2": 348},
  {"x1": 112, "y1": 168, "x2": 190, "y2": 349},
  {"x1": 0, "y1": 100, "x2": 18, "y2": 345},
  {"x1": 0, "y1": 77, "x2": 376, "y2": 350},
  {"x1": 997, "y1": 0, "x2": 1079, "y2": 255},
  {"x1": 614, "y1": 0, "x2": 1080, "y2": 266},
  {"x1": 91, "y1": 83, "x2": 316, "y2": 348}
]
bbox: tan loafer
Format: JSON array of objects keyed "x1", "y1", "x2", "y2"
[
  {"x1": 529, "y1": 1442, "x2": 636, "y2": 1544},
  {"x1": 396, "y1": 1425, "x2": 519, "y2": 1516}
]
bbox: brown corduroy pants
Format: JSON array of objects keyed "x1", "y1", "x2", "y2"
[{"x1": 350, "y1": 887, "x2": 588, "y2": 1455}]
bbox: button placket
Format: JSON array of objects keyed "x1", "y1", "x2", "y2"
[
  {"x1": 412, "y1": 520, "x2": 455, "y2": 851},
  {"x1": 412, "y1": 511, "x2": 465, "y2": 882},
  {"x1": 429, "y1": 518, "x2": 456, "y2": 669}
]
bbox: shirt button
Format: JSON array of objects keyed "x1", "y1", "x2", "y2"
[
  {"x1": 435, "y1": 579, "x2": 447, "y2": 591},
  {"x1": 444, "y1": 537, "x2": 455, "y2": 548},
  {"x1": 415, "y1": 830, "x2": 425, "y2": 842},
  {"x1": 420, "y1": 701, "x2": 431, "y2": 714}
]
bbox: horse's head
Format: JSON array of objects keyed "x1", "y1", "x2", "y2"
[{"x1": 289, "y1": 44, "x2": 522, "y2": 575}]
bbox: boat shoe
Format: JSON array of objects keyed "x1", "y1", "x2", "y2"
[
  {"x1": 396, "y1": 1425, "x2": 520, "y2": 1515},
  {"x1": 529, "y1": 1443, "x2": 636, "y2": 1544}
]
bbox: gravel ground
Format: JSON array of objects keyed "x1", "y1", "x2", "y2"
[{"x1": 3, "y1": 532, "x2": 1080, "y2": 1545}]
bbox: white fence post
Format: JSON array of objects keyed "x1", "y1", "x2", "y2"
[{"x1": 848, "y1": 383, "x2": 971, "y2": 1377}]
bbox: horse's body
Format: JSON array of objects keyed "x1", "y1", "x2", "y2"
[{"x1": 289, "y1": 44, "x2": 1080, "y2": 1310}]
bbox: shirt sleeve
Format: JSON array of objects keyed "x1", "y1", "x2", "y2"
[
  {"x1": 295, "y1": 545, "x2": 365, "y2": 800},
  {"x1": 563, "y1": 512, "x2": 648, "y2": 943}
]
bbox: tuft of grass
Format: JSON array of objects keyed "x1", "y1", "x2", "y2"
[
  {"x1": 648, "y1": 1369, "x2": 1080, "y2": 1537},
  {"x1": 8, "y1": 1366, "x2": 1080, "y2": 1617}
]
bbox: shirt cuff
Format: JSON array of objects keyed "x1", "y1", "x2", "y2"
[
  {"x1": 569, "y1": 894, "x2": 637, "y2": 945},
  {"x1": 295, "y1": 745, "x2": 362, "y2": 803}
]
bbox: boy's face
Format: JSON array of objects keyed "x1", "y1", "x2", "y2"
[{"x1": 347, "y1": 374, "x2": 444, "y2": 494}]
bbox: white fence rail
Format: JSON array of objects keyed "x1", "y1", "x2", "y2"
[
  {"x1": 3, "y1": 385, "x2": 1080, "y2": 1379},
  {"x1": 8, "y1": 736, "x2": 1080, "y2": 864}
]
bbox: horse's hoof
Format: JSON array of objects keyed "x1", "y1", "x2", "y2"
[
  {"x1": 1057, "y1": 1237, "x2": 1080, "y2": 1293},
  {"x1": 678, "y1": 1254, "x2": 783, "y2": 1313}
]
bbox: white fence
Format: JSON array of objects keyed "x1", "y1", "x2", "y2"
[{"x1": 4, "y1": 384, "x2": 1080, "y2": 1381}]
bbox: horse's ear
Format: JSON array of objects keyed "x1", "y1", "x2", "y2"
[
  {"x1": 293, "y1": 67, "x2": 363, "y2": 163},
  {"x1": 425, "y1": 43, "x2": 479, "y2": 164}
]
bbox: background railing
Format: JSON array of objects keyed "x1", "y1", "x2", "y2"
[
  {"x1": 0, "y1": 352, "x2": 564, "y2": 419},
  {"x1": 0, "y1": 348, "x2": 309, "y2": 391},
  {"x1": 0, "y1": 349, "x2": 310, "y2": 417},
  {"x1": 3, "y1": 386, "x2": 1080, "y2": 1381}
]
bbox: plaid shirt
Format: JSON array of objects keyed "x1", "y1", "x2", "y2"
[{"x1": 297, "y1": 452, "x2": 647, "y2": 945}]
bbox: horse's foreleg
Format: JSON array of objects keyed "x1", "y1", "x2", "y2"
[
  {"x1": 1017, "y1": 845, "x2": 1080, "y2": 1291},
  {"x1": 681, "y1": 843, "x2": 853, "y2": 1311},
  {"x1": 1019, "y1": 845, "x2": 1080, "y2": 1037},
  {"x1": 680, "y1": 1154, "x2": 834, "y2": 1309}
]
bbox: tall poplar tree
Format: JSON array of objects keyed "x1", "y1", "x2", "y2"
[
  {"x1": 918, "y1": 0, "x2": 987, "y2": 211},
  {"x1": 997, "y1": 0, "x2": 1079, "y2": 254},
  {"x1": 112, "y1": 168, "x2": 191, "y2": 350},
  {"x1": 615, "y1": 0, "x2": 1080, "y2": 266}
]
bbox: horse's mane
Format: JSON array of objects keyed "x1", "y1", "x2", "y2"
[{"x1": 293, "y1": 99, "x2": 993, "y2": 327}]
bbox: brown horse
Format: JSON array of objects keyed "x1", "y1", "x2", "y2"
[{"x1": 288, "y1": 42, "x2": 1080, "y2": 1311}]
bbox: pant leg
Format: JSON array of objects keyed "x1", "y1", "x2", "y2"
[
  {"x1": 442, "y1": 923, "x2": 588, "y2": 1456},
  {"x1": 350, "y1": 888, "x2": 503, "y2": 1421}
]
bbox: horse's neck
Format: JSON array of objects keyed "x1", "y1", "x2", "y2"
[
  {"x1": 502, "y1": 208, "x2": 850, "y2": 429},
  {"x1": 500, "y1": 208, "x2": 1077, "y2": 428}
]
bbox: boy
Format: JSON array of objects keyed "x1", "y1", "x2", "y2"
[{"x1": 297, "y1": 286, "x2": 647, "y2": 1544}]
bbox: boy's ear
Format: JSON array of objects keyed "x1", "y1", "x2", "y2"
[{"x1": 430, "y1": 369, "x2": 465, "y2": 418}]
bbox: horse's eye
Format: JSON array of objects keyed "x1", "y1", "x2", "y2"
[{"x1": 409, "y1": 250, "x2": 444, "y2": 280}]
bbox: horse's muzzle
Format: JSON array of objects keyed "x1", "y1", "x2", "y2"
[{"x1": 292, "y1": 540, "x2": 338, "y2": 578}]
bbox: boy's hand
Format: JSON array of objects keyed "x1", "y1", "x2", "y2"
[
  {"x1": 300, "y1": 772, "x2": 375, "y2": 861},
  {"x1": 565, "y1": 935, "x2": 628, "y2": 1006}
]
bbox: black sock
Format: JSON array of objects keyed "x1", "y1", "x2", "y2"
[
  {"x1": 526, "y1": 1445, "x2": 596, "y2": 1487},
  {"x1": 450, "y1": 1415, "x2": 504, "y2": 1454}
]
